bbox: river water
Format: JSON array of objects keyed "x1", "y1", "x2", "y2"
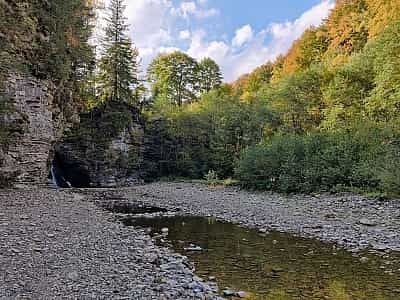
[{"x1": 123, "y1": 215, "x2": 400, "y2": 300}]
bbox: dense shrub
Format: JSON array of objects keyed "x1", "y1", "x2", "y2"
[
  {"x1": 235, "y1": 129, "x2": 394, "y2": 194},
  {"x1": 142, "y1": 86, "x2": 279, "y2": 181},
  {"x1": 378, "y1": 141, "x2": 400, "y2": 196}
]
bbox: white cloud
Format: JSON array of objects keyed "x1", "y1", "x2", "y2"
[
  {"x1": 187, "y1": 30, "x2": 230, "y2": 63},
  {"x1": 171, "y1": 1, "x2": 219, "y2": 19},
  {"x1": 268, "y1": 0, "x2": 334, "y2": 54},
  {"x1": 197, "y1": 0, "x2": 208, "y2": 5},
  {"x1": 179, "y1": 30, "x2": 191, "y2": 40},
  {"x1": 195, "y1": 7, "x2": 219, "y2": 18},
  {"x1": 99, "y1": 0, "x2": 334, "y2": 81},
  {"x1": 232, "y1": 24, "x2": 254, "y2": 48},
  {"x1": 185, "y1": 0, "x2": 334, "y2": 81},
  {"x1": 179, "y1": 2, "x2": 197, "y2": 18},
  {"x1": 122, "y1": 0, "x2": 175, "y2": 67},
  {"x1": 158, "y1": 46, "x2": 180, "y2": 54}
]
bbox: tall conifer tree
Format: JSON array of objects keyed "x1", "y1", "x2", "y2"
[{"x1": 98, "y1": 0, "x2": 139, "y2": 105}]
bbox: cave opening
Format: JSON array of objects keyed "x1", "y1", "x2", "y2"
[{"x1": 50, "y1": 152, "x2": 91, "y2": 188}]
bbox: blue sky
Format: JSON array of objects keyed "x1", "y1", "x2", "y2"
[{"x1": 102, "y1": 0, "x2": 335, "y2": 81}]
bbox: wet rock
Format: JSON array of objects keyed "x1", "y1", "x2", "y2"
[
  {"x1": 184, "y1": 245, "x2": 203, "y2": 252},
  {"x1": 271, "y1": 267, "x2": 284, "y2": 273},
  {"x1": 223, "y1": 289, "x2": 236, "y2": 296},
  {"x1": 236, "y1": 291, "x2": 247, "y2": 298}
]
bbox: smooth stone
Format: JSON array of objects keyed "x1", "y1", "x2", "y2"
[
  {"x1": 272, "y1": 267, "x2": 284, "y2": 273},
  {"x1": 223, "y1": 289, "x2": 236, "y2": 296},
  {"x1": 236, "y1": 291, "x2": 246, "y2": 298},
  {"x1": 67, "y1": 271, "x2": 80, "y2": 282},
  {"x1": 359, "y1": 218, "x2": 377, "y2": 226},
  {"x1": 184, "y1": 246, "x2": 203, "y2": 251}
]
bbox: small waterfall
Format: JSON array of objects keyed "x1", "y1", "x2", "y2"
[{"x1": 50, "y1": 164, "x2": 59, "y2": 189}]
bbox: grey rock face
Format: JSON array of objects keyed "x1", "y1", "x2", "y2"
[
  {"x1": 55, "y1": 102, "x2": 144, "y2": 188},
  {"x1": 0, "y1": 73, "x2": 76, "y2": 186}
]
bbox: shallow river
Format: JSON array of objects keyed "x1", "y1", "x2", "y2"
[{"x1": 123, "y1": 216, "x2": 400, "y2": 300}]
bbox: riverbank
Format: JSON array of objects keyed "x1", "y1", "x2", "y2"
[
  {"x1": 1, "y1": 184, "x2": 399, "y2": 299},
  {"x1": 0, "y1": 188, "x2": 220, "y2": 299},
  {"x1": 121, "y1": 182, "x2": 400, "y2": 253}
]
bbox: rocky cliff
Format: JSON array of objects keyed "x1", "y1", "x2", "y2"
[
  {"x1": 54, "y1": 101, "x2": 144, "y2": 188},
  {"x1": 0, "y1": 73, "x2": 77, "y2": 187}
]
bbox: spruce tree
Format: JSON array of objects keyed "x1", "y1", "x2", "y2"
[{"x1": 98, "y1": 0, "x2": 139, "y2": 105}]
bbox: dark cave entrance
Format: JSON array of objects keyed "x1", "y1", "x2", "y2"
[{"x1": 50, "y1": 152, "x2": 91, "y2": 188}]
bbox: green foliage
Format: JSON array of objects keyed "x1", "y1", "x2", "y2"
[
  {"x1": 197, "y1": 58, "x2": 223, "y2": 94},
  {"x1": 205, "y1": 170, "x2": 219, "y2": 187},
  {"x1": 148, "y1": 51, "x2": 198, "y2": 106},
  {"x1": 142, "y1": 85, "x2": 279, "y2": 181},
  {"x1": 322, "y1": 53, "x2": 375, "y2": 129},
  {"x1": 147, "y1": 52, "x2": 222, "y2": 107},
  {"x1": 232, "y1": 62, "x2": 274, "y2": 102},
  {"x1": 97, "y1": 0, "x2": 140, "y2": 106},
  {"x1": 67, "y1": 101, "x2": 136, "y2": 143},
  {"x1": 364, "y1": 21, "x2": 400, "y2": 122},
  {"x1": 263, "y1": 66, "x2": 324, "y2": 132},
  {"x1": 0, "y1": 0, "x2": 96, "y2": 102},
  {"x1": 379, "y1": 142, "x2": 400, "y2": 196},
  {"x1": 235, "y1": 129, "x2": 389, "y2": 193}
]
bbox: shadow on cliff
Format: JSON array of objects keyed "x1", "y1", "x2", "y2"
[
  {"x1": 53, "y1": 101, "x2": 144, "y2": 188},
  {"x1": 50, "y1": 152, "x2": 91, "y2": 188}
]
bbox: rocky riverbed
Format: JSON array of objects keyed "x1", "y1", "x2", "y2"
[
  {"x1": 1, "y1": 183, "x2": 399, "y2": 299},
  {"x1": 0, "y1": 188, "x2": 220, "y2": 299},
  {"x1": 119, "y1": 182, "x2": 400, "y2": 253}
]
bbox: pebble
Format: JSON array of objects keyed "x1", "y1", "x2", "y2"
[
  {"x1": 237, "y1": 291, "x2": 247, "y2": 298},
  {"x1": 67, "y1": 271, "x2": 80, "y2": 282},
  {"x1": 223, "y1": 289, "x2": 236, "y2": 296},
  {"x1": 0, "y1": 189, "x2": 222, "y2": 300},
  {"x1": 184, "y1": 246, "x2": 203, "y2": 251},
  {"x1": 359, "y1": 218, "x2": 378, "y2": 227}
]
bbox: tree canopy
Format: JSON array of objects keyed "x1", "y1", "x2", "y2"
[{"x1": 97, "y1": 0, "x2": 140, "y2": 105}]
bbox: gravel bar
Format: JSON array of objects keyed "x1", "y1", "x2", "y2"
[
  {"x1": 0, "y1": 188, "x2": 221, "y2": 300},
  {"x1": 121, "y1": 182, "x2": 400, "y2": 253}
]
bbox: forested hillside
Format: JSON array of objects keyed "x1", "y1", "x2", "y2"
[
  {"x1": 1, "y1": 0, "x2": 399, "y2": 195},
  {"x1": 0, "y1": 0, "x2": 96, "y2": 186},
  {"x1": 144, "y1": 0, "x2": 400, "y2": 196}
]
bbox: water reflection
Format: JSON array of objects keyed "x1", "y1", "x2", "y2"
[{"x1": 123, "y1": 216, "x2": 400, "y2": 300}]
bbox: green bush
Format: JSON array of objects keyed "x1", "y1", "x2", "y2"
[
  {"x1": 235, "y1": 129, "x2": 392, "y2": 194},
  {"x1": 205, "y1": 170, "x2": 219, "y2": 186},
  {"x1": 378, "y1": 142, "x2": 400, "y2": 196}
]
